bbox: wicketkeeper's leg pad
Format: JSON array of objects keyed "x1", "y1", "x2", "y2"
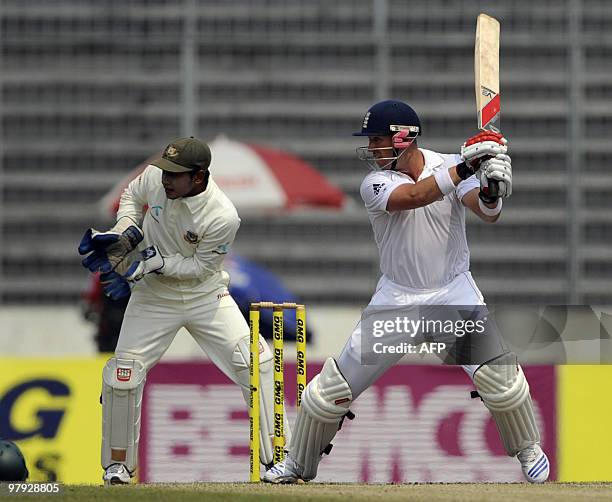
[
  {"x1": 232, "y1": 335, "x2": 290, "y2": 467},
  {"x1": 473, "y1": 352, "x2": 540, "y2": 456},
  {"x1": 290, "y1": 357, "x2": 353, "y2": 481},
  {"x1": 101, "y1": 358, "x2": 147, "y2": 473}
]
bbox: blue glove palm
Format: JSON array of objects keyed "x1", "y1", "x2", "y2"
[{"x1": 100, "y1": 271, "x2": 132, "y2": 300}]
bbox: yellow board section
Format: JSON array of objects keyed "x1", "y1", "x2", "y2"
[
  {"x1": 558, "y1": 365, "x2": 612, "y2": 481},
  {"x1": 0, "y1": 357, "x2": 109, "y2": 484}
]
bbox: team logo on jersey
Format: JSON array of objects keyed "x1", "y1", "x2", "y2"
[
  {"x1": 362, "y1": 111, "x2": 371, "y2": 129},
  {"x1": 372, "y1": 183, "x2": 385, "y2": 196},
  {"x1": 116, "y1": 368, "x2": 132, "y2": 382},
  {"x1": 183, "y1": 231, "x2": 200, "y2": 244}
]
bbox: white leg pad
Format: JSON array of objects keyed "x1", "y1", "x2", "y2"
[
  {"x1": 473, "y1": 352, "x2": 540, "y2": 456},
  {"x1": 232, "y1": 336, "x2": 291, "y2": 467},
  {"x1": 290, "y1": 357, "x2": 353, "y2": 480},
  {"x1": 101, "y1": 358, "x2": 146, "y2": 473}
]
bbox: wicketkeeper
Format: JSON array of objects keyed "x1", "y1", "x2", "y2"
[{"x1": 78, "y1": 137, "x2": 289, "y2": 485}]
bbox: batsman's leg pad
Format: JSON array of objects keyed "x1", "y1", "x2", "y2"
[
  {"x1": 101, "y1": 358, "x2": 146, "y2": 473},
  {"x1": 290, "y1": 357, "x2": 353, "y2": 481},
  {"x1": 232, "y1": 335, "x2": 290, "y2": 467},
  {"x1": 473, "y1": 352, "x2": 540, "y2": 456}
]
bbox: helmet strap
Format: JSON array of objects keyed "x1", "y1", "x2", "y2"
[{"x1": 391, "y1": 148, "x2": 399, "y2": 171}]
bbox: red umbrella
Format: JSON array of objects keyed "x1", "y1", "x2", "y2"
[{"x1": 99, "y1": 135, "x2": 345, "y2": 217}]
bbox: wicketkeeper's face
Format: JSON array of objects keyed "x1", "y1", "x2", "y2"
[{"x1": 161, "y1": 170, "x2": 200, "y2": 199}]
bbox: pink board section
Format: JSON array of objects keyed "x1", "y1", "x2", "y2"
[{"x1": 140, "y1": 362, "x2": 555, "y2": 483}]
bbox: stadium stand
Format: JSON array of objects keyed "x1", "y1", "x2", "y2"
[{"x1": 1, "y1": 0, "x2": 610, "y2": 304}]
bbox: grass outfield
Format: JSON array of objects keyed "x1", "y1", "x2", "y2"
[{"x1": 12, "y1": 482, "x2": 612, "y2": 502}]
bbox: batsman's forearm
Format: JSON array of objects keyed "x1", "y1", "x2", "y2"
[
  {"x1": 388, "y1": 180, "x2": 437, "y2": 210},
  {"x1": 387, "y1": 168, "x2": 462, "y2": 211},
  {"x1": 462, "y1": 189, "x2": 502, "y2": 223}
]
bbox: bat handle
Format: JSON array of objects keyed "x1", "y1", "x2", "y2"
[{"x1": 487, "y1": 179, "x2": 499, "y2": 199}]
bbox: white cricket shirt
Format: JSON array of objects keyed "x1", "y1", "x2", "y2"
[
  {"x1": 117, "y1": 165, "x2": 240, "y2": 299},
  {"x1": 360, "y1": 148, "x2": 479, "y2": 291}
]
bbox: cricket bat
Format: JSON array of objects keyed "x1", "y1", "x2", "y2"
[{"x1": 475, "y1": 13, "x2": 501, "y2": 197}]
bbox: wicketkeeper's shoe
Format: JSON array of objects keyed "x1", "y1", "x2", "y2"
[
  {"x1": 517, "y1": 444, "x2": 549, "y2": 483},
  {"x1": 262, "y1": 457, "x2": 305, "y2": 484},
  {"x1": 103, "y1": 463, "x2": 132, "y2": 486}
]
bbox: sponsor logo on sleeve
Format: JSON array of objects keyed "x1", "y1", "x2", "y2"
[{"x1": 212, "y1": 243, "x2": 230, "y2": 255}]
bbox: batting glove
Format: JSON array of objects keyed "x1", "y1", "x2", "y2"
[
  {"x1": 123, "y1": 245, "x2": 165, "y2": 283},
  {"x1": 461, "y1": 131, "x2": 508, "y2": 172},
  {"x1": 478, "y1": 153, "x2": 512, "y2": 202},
  {"x1": 79, "y1": 225, "x2": 143, "y2": 273}
]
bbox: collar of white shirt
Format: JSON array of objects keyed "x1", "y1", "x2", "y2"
[
  {"x1": 180, "y1": 176, "x2": 216, "y2": 214},
  {"x1": 417, "y1": 148, "x2": 445, "y2": 181}
]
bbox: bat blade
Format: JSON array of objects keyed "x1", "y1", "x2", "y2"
[{"x1": 475, "y1": 13, "x2": 500, "y2": 132}]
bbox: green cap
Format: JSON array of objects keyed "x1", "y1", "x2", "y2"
[{"x1": 152, "y1": 137, "x2": 212, "y2": 173}]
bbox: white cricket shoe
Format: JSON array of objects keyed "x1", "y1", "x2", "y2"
[
  {"x1": 518, "y1": 444, "x2": 549, "y2": 483},
  {"x1": 263, "y1": 457, "x2": 304, "y2": 484},
  {"x1": 103, "y1": 463, "x2": 132, "y2": 486}
]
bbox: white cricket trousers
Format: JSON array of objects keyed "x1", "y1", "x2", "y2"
[
  {"x1": 115, "y1": 286, "x2": 250, "y2": 376},
  {"x1": 337, "y1": 271, "x2": 490, "y2": 399}
]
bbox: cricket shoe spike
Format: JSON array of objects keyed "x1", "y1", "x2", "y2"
[
  {"x1": 103, "y1": 463, "x2": 132, "y2": 486},
  {"x1": 263, "y1": 457, "x2": 305, "y2": 484},
  {"x1": 517, "y1": 444, "x2": 549, "y2": 483}
]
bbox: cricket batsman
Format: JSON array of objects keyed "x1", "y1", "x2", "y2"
[
  {"x1": 78, "y1": 137, "x2": 289, "y2": 485},
  {"x1": 264, "y1": 100, "x2": 549, "y2": 484}
]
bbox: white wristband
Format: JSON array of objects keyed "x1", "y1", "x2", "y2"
[
  {"x1": 478, "y1": 197, "x2": 503, "y2": 216},
  {"x1": 434, "y1": 168, "x2": 456, "y2": 196}
]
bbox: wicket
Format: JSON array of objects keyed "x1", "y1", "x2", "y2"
[{"x1": 249, "y1": 302, "x2": 307, "y2": 482}]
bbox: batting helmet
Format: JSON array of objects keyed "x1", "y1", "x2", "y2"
[
  {"x1": 353, "y1": 99, "x2": 422, "y2": 137},
  {"x1": 0, "y1": 440, "x2": 29, "y2": 481}
]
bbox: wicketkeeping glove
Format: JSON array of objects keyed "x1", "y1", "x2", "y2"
[
  {"x1": 78, "y1": 225, "x2": 143, "y2": 273},
  {"x1": 100, "y1": 271, "x2": 132, "y2": 300},
  {"x1": 123, "y1": 245, "x2": 165, "y2": 283},
  {"x1": 460, "y1": 130, "x2": 508, "y2": 172},
  {"x1": 478, "y1": 153, "x2": 512, "y2": 202}
]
